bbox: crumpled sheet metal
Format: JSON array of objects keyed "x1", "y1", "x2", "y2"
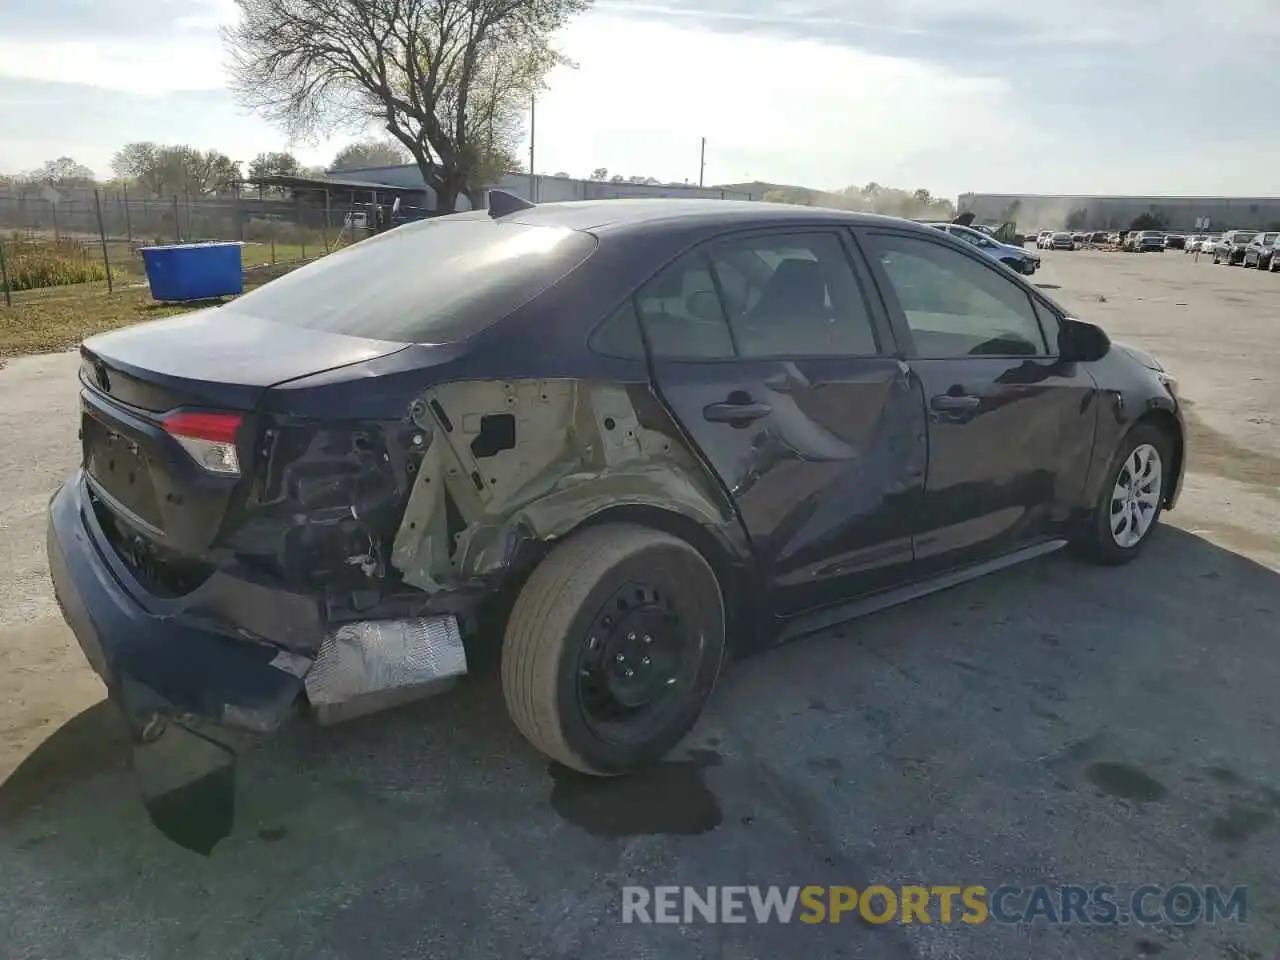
[{"x1": 304, "y1": 616, "x2": 468, "y2": 724}]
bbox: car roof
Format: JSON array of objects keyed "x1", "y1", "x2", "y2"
[{"x1": 471, "y1": 198, "x2": 911, "y2": 234}]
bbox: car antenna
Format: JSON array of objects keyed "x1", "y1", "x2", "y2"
[{"x1": 487, "y1": 189, "x2": 536, "y2": 218}]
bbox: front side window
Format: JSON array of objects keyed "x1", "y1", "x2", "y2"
[
  {"x1": 706, "y1": 231, "x2": 879, "y2": 357},
  {"x1": 867, "y1": 232, "x2": 1049, "y2": 358}
]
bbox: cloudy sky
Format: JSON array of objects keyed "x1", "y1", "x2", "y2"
[{"x1": 1, "y1": 0, "x2": 1276, "y2": 198}]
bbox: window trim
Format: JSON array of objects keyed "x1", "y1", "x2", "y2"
[{"x1": 857, "y1": 227, "x2": 1058, "y2": 361}]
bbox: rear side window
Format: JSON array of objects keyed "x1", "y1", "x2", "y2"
[
  {"x1": 227, "y1": 219, "x2": 597, "y2": 343},
  {"x1": 707, "y1": 232, "x2": 879, "y2": 357},
  {"x1": 634, "y1": 251, "x2": 736, "y2": 359}
]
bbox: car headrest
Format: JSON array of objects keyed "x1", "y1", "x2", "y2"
[{"x1": 754, "y1": 258, "x2": 826, "y2": 315}]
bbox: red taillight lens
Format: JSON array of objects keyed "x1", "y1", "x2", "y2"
[{"x1": 162, "y1": 411, "x2": 244, "y2": 475}]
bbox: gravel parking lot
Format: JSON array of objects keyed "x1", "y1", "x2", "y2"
[{"x1": 1, "y1": 249, "x2": 1277, "y2": 959}]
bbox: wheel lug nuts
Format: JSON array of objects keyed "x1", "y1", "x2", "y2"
[
  {"x1": 615, "y1": 653, "x2": 625, "y2": 663},
  {"x1": 643, "y1": 635, "x2": 651, "y2": 644},
  {"x1": 627, "y1": 632, "x2": 636, "y2": 641},
  {"x1": 641, "y1": 657, "x2": 650, "y2": 666},
  {"x1": 625, "y1": 668, "x2": 634, "y2": 678}
]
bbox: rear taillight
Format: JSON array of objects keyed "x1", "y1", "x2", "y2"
[{"x1": 162, "y1": 411, "x2": 244, "y2": 476}]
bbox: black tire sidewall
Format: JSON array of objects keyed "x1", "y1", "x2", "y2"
[
  {"x1": 552, "y1": 540, "x2": 724, "y2": 774},
  {"x1": 1091, "y1": 424, "x2": 1171, "y2": 562}
]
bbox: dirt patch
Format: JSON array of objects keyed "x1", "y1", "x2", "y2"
[{"x1": 1183, "y1": 407, "x2": 1280, "y2": 496}]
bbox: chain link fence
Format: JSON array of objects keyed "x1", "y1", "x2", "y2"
[{"x1": 0, "y1": 186, "x2": 380, "y2": 307}]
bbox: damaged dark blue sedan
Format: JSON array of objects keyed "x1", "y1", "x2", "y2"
[{"x1": 47, "y1": 193, "x2": 1185, "y2": 850}]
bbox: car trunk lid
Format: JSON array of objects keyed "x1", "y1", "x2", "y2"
[{"x1": 80, "y1": 305, "x2": 408, "y2": 412}]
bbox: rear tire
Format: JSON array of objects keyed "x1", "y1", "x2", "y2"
[
  {"x1": 1071, "y1": 424, "x2": 1171, "y2": 566},
  {"x1": 500, "y1": 523, "x2": 725, "y2": 775}
]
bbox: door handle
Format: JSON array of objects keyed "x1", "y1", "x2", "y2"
[
  {"x1": 930, "y1": 394, "x2": 981, "y2": 411},
  {"x1": 703, "y1": 400, "x2": 773, "y2": 424}
]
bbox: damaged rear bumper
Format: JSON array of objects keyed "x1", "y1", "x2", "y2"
[
  {"x1": 47, "y1": 471, "x2": 467, "y2": 850},
  {"x1": 48, "y1": 471, "x2": 307, "y2": 736}
]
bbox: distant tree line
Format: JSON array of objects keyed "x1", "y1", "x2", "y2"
[
  {"x1": 757, "y1": 182, "x2": 958, "y2": 219},
  {"x1": 0, "y1": 137, "x2": 430, "y2": 198}
]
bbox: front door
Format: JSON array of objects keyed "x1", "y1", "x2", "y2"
[
  {"x1": 637, "y1": 229, "x2": 928, "y2": 618},
  {"x1": 857, "y1": 228, "x2": 1099, "y2": 576}
]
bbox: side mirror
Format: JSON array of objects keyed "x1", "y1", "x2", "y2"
[{"x1": 1058, "y1": 316, "x2": 1111, "y2": 363}]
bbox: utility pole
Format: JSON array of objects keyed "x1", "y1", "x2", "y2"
[
  {"x1": 529, "y1": 94, "x2": 537, "y2": 202},
  {"x1": 699, "y1": 137, "x2": 706, "y2": 188}
]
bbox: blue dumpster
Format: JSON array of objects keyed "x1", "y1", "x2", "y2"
[{"x1": 140, "y1": 242, "x2": 244, "y2": 302}]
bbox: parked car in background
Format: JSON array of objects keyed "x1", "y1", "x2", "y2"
[
  {"x1": 925, "y1": 222, "x2": 1041, "y2": 275},
  {"x1": 1212, "y1": 230, "x2": 1257, "y2": 265},
  {"x1": 1050, "y1": 232, "x2": 1076, "y2": 250},
  {"x1": 1072, "y1": 232, "x2": 1088, "y2": 245},
  {"x1": 1242, "y1": 232, "x2": 1278, "y2": 269},
  {"x1": 1132, "y1": 231, "x2": 1166, "y2": 252},
  {"x1": 1108, "y1": 232, "x2": 1123, "y2": 245},
  {"x1": 1037, "y1": 230, "x2": 1054, "y2": 249},
  {"x1": 46, "y1": 195, "x2": 1187, "y2": 848},
  {"x1": 1091, "y1": 231, "x2": 1110, "y2": 245},
  {"x1": 1184, "y1": 235, "x2": 1208, "y2": 253},
  {"x1": 1163, "y1": 235, "x2": 1186, "y2": 250}
]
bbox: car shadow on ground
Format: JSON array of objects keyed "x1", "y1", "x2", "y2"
[{"x1": 3, "y1": 526, "x2": 1279, "y2": 960}]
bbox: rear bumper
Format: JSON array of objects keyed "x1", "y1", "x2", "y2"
[
  {"x1": 48, "y1": 469, "x2": 468, "y2": 851},
  {"x1": 47, "y1": 470, "x2": 305, "y2": 737}
]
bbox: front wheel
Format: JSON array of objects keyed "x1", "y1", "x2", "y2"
[
  {"x1": 1072, "y1": 425, "x2": 1171, "y2": 565},
  {"x1": 500, "y1": 523, "x2": 726, "y2": 775}
]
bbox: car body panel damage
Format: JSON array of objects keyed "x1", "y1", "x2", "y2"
[{"x1": 391, "y1": 379, "x2": 732, "y2": 592}]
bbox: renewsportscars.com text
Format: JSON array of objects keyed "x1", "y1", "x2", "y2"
[{"x1": 621, "y1": 885, "x2": 1248, "y2": 926}]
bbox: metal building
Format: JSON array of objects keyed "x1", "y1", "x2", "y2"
[{"x1": 958, "y1": 193, "x2": 1280, "y2": 232}]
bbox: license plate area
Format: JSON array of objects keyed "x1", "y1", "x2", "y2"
[{"x1": 83, "y1": 412, "x2": 165, "y2": 531}]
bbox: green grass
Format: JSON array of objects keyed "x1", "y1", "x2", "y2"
[
  {"x1": 1, "y1": 237, "x2": 110, "y2": 292},
  {"x1": 0, "y1": 262, "x2": 305, "y2": 358}
]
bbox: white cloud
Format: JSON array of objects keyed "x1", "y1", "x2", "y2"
[
  {"x1": 530, "y1": 13, "x2": 1028, "y2": 193},
  {"x1": 0, "y1": 1, "x2": 1277, "y2": 195},
  {"x1": 0, "y1": 32, "x2": 226, "y2": 94}
]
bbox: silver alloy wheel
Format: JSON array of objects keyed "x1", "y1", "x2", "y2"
[{"x1": 1110, "y1": 443, "x2": 1163, "y2": 548}]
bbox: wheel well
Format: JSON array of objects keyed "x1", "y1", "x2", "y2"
[
  {"x1": 1133, "y1": 408, "x2": 1183, "y2": 505},
  {"x1": 573, "y1": 505, "x2": 758, "y2": 655}
]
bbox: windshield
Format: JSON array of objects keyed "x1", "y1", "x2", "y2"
[
  {"x1": 1233, "y1": 232, "x2": 1257, "y2": 243},
  {"x1": 227, "y1": 218, "x2": 598, "y2": 343},
  {"x1": 1053, "y1": 232, "x2": 1071, "y2": 240}
]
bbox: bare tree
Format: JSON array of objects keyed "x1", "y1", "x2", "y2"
[
  {"x1": 331, "y1": 137, "x2": 412, "y2": 171},
  {"x1": 248, "y1": 151, "x2": 302, "y2": 180},
  {"x1": 31, "y1": 157, "x2": 96, "y2": 189},
  {"x1": 224, "y1": 0, "x2": 589, "y2": 211}
]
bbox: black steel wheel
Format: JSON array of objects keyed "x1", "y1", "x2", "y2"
[{"x1": 501, "y1": 523, "x2": 725, "y2": 775}]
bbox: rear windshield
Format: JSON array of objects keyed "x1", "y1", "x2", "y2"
[
  {"x1": 228, "y1": 218, "x2": 598, "y2": 343},
  {"x1": 1232, "y1": 232, "x2": 1256, "y2": 242}
]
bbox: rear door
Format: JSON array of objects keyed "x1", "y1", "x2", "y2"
[
  {"x1": 637, "y1": 229, "x2": 927, "y2": 618},
  {"x1": 856, "y1": 227, "x2": 1099, "y2": 576}
]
